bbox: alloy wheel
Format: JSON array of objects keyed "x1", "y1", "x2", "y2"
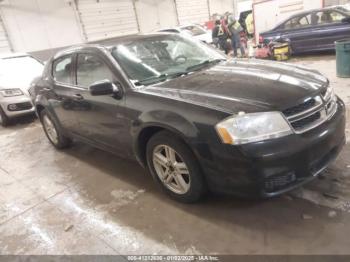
[
  {"x1": 152, "y1": 145, "x2": 191, "y2": 195},
  {"x1": 43, "y1": 114, "x2": 58, "y2": 145}
]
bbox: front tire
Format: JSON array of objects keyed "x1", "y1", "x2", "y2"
[
  {"x1": 146, "y1": 131, "x2": 207, "y2": 203},
  {"x1": 0, "y1": 107, "x2": 10, "y2": 127},
  {"x1": 40, "y1": 109, "x2": 71, "y2": 149}
]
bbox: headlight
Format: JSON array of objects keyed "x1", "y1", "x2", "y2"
[
  {"x1": 0, "y1": 89, "x2": 23, "y2": 97},
  {"x1": 216, "y1": 112, "x2": 293, "y2": 145}
]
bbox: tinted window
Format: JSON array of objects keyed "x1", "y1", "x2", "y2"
[
  {"x1": 77, "y1": 54, "x2": 114, "y2": 87},
  {"x1": 316, "y1": 11, "x2": 346, "y2": 24},
  {"x1": 283, "y1": 15, "x2": 310, "y2": 29},
  {"x1": 53, "y1": 56, "x2": 72, "y2": 84}
]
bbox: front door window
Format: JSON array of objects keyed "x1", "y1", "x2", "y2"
[{"x1": 77, "y1": 54, "x2": 114, "y2": 87}]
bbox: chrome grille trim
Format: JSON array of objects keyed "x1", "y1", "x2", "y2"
[
  {"x1": 284, "y1": 95, "x2": 337, "y2": 134},
  {"x1": 286, "y1": 96, "x2": 323, "y2": 122}
]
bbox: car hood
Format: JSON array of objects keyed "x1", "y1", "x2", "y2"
[{"x1": 141, "y1": 60, "x2": 328, "y2": 114}]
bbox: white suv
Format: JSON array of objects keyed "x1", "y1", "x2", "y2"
[{"x1": 0, "y1": 53, "x2": 43, "y2": 127}]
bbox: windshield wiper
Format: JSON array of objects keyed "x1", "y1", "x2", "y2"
[
  {"x1": 135, "y1": 71, "x2": 188, "y2": 86},
  {"x1": 186, "y1": 59, "x2": 224, "y2": 72}
]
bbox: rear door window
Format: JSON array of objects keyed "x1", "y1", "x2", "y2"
[
  {"x1": 316, "y1": 10, "x2": 346, "y2": 24},
  {"x1": 52, "y1": 56, "x2": 73, "y2": 84},
  {"x1": 283, "y1": 15, "x2": 310, "y2": 30}
]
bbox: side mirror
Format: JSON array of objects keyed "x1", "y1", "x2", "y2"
[{"x1": 89, "y1": 80, "x2": 122, "y2": 98}]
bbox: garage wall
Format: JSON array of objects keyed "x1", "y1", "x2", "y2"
[
  {"x1": 0, "y1": 0, "x2": 241, "y2": 54},
  {"x1": 0, "y1": 14, "x2": 12, "y2": 53},
  {"x1": 135, "y1": 0, "x2": 178, "y2": 32},
  {"x1": 76, "y1": 0, "x2": 139, "y2": 41},
  {"x1": 175, "y1": 0, "x2": 210, "y2": 24},
  {"x1": 236, "y1": 0, "x2": 252, "y2": 14},
  {"x1": 325, "y1": 0, "x2": 350, "y2": 5},
  {"x1": 0, "y1": 0, "x2": 83, "y2": 52},
  {"x1": 208, "y1": 0, "x2": 234, "y2": 15}
]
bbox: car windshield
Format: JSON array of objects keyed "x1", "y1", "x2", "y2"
[
  {"x1": 111, "y1": 34, "x2": 224, "y2": 86},
  {"x1": 0, "y1": 56, "x2": 43, "y2": 77}
]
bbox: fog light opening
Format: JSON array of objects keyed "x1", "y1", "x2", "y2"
[
  {"x1": 265, "y1": 172, "x2": 297, "y2": 192},
  {"x1": 8, "y1": 104, "x2": 18, "y2": 111}
]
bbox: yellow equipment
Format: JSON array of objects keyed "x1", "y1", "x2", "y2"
[{"x1": 271, "y1": 42, "x2": 290, "y2": 61}]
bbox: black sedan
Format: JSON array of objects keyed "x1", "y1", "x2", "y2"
[
  {"x1": 260, "y1": 7, "x2": 350, "y2": 54},
  {"x1": 32, "y1": 33, "x2": 345, "y2": 202}
]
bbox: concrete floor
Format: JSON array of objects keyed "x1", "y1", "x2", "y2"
[{"x1": 1, "y1": 55, "x2": 350, "y2": 255}]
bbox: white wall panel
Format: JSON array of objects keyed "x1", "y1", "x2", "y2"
[
  {"x1": 135, "y1": 0, "x2": 178, "y2": 33},
  {"x1": 236, "y1": 0, "x2": 252, "y2": 14},
  {"x1": 175, "y1": 0, "x2": 210, "y2": 24},
  {"x1": 208, "y1": 0, "x2": 233, "y2": 15},
  {"x1": 76, "y1": 0, "x2": 139, "y2": 41},
  {"x1": 0, "y1": 0, "x2": 82, "y2": 52},
  {"x1": 0, "y1": 15, "x2": 11, "y2": 53}
]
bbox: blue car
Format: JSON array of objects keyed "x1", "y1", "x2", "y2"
[{"x1": 260, "y1": 7, "x2": 350, "y2": 54}]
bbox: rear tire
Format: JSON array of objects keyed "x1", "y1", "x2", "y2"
[
  {"x1": 0, "y1": 107, "x2": 10, "y2": 127},
  {"x1": 40, "y1": 109, "x2": 71, "y2": 149},
  {"x1": 146, "y1": 131, "x2": 207, "y2": 203}
]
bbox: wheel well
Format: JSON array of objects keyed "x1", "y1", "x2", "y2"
[
  {"x1": 137, "y1": 126, "x2": 200, "y2": 170},
  {"x1": 137, "y1": 126, "x2": 164, "y2": 167}
]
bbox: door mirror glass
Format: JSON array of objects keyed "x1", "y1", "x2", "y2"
[{"x1": 89, "y1": 80, "x2": 120, "y2": 96}]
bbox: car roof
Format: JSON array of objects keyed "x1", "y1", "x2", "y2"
[
  {"x1": 296, "y1": 6, "x2": 347, "y2": 16},
  {"x1": 53, "y1": 33, "x2": 175, "y2": 59},
  {"x1": 0, "y1": 52, "x2": 30, "y2": 59}
]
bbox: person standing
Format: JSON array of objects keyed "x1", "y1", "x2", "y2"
[
  {"x1": 212, "y1": 19, "x2": 229, "y2": 54},
  {"x1": 228, "y1": 16, "x2": 245, "y2": 57}
]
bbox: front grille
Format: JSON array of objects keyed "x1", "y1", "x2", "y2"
[
  {"x1": 283, "y1": 94, "x2": 337, "y2": 133},
  {"x1": 8, "y1": 102, "x2": 33, "y2": 111},
  {"x1": 290, "y1": 111, "x2": 321, "y2": 130},
  {"x1": 283, "y1": 98, "x2": 316, "y2": 117}
]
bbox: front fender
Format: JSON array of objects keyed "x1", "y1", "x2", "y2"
[{"x1": 136, "y1": 110, "x2": 199, "y2": 139}]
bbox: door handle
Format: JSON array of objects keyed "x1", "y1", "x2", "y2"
[{"x1": 72, "y1": 94, "x2": 84, "y2": 100}]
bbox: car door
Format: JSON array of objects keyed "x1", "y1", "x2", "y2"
[
  {"x1": 50, "y1": 54, "x2": 82, "y2": 135},
  {"x1": 72, "y1": 52, "x2": 131, "y2": 156},
  {"x1": 278, "y1": 14, "x2": 313, "y2": 53},
  {"x1": 307, "y1": 10, "x2": 350, "y2": 51}
]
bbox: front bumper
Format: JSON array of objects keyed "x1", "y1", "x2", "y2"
[
  {"x1": 200, "y1": 99, "x2": 346, "y2": 198},
  {"x1": 0, "y1": 95, "x2": 35, "y2": 118}
]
